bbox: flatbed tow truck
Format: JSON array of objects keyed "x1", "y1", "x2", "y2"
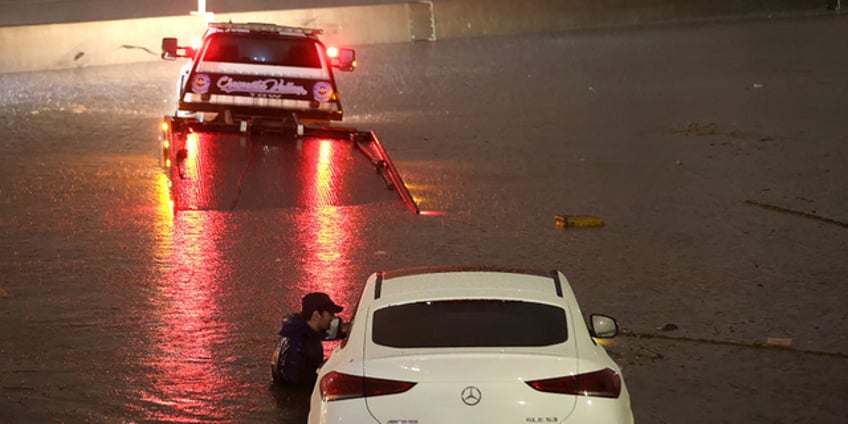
[{"x1": 158, "y1": 22, "x2": 418, "y2": 213}]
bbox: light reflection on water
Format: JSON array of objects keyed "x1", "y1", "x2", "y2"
[
  {"x1": 130, "y1": 140, "x2": 364, "y2": 422},
  {"x1": 169, "y1": 131, "x2": 397, "y2": 212},
  {"x1": 137, "y1": 178, "x2": 242, "y2": 422},
  {"x1": 294, "y1": 140, "x2": 356, "y2": 298}
]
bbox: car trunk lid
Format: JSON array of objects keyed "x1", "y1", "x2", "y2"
[{"x1": 362, "y1": 352, "x2": 578, "y2": 423}]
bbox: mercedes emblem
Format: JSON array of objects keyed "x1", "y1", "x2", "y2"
[{"x1": 460, "y1": 386, "x2": 482, "y2": 406}]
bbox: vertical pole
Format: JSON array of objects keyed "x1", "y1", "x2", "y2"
[{"x1": 191, "y1": 0, "x2": 214, "y2": 23}]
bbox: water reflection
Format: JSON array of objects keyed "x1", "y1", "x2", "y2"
[
  {"x1": 137, "y1": 138, "x2": 365, "y2": 422},
  {"x1": 294, "y1": 140, "x2": 355, "y2": 297},
  {"x1": 133, "y1": 175, "x2": 241, "y2": 422},
  {"x1": 172, "y1": 131, "x2": 232, "y2": 211},
  {"x1": 269, "y1": 139, "x2": 363, "y2": 421},
  {"x1": 169, "y1": 132, "x2": 398, "y2": 212},
  {"x1": 288, "y1": 139, "x2": 362, "y2": 364},
  {"x1": 140, "y1": 194, "x2": 241, "y2": 422}
]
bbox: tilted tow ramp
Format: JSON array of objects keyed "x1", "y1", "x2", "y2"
[{"x1": 159, "y1": 118, "x2": 419, "y2": 213}]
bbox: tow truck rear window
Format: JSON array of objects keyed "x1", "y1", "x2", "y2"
[{"x1": 201, "y1": 34, "x2": 322, "y2": 68}]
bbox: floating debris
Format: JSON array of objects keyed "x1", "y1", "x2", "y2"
[
  {"x1": 766, "y1": 337, "x2": 792, "y2": 347},
  {"x1": 635, "y1": 346, "x2": 663, "y2": 360},
  {"x1": 745, "y1": 200, "x2": 848, "y2": 229},
  {"x1": 555, "y1": 215, "x2": 605, "y2": 229},
  {"x1": 659, "y1": 323, "x2": 679, "y2": 332}
]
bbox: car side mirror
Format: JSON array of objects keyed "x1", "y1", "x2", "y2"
[
  {"x1": 325, "y1": 316, "x2": 345, "y2": 340},
  {"x1": 161, "y1": 37, "x2": 178, "y2": 60},
  {"x1": 333, "y1": 48, "x2": 356, "y2": 72},
  {"x1": 162, "y1": 37, "x2": 195, "y2": 60},
  {"x1": 589, "y1": 314, "x2": 619, "y2": 338}
]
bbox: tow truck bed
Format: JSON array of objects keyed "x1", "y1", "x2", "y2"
[{"x1": 160, "y1": 121, "x2": 418, "y2": 213}]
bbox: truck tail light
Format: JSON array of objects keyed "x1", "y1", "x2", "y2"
[
  {"x1": 526, "y1": 368, "x2": 621, "y2": 398},
  {"x1": 320, "y1": 371, "x2": 416, "y2": 401}
]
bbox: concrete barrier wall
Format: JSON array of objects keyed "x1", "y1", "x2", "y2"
[
  {"x1": 0, "y1": 0, "x2": 831, "y2": 74},
  {"x1": 0, "y1": 3, "x2": 414, "y2": 74},
  {"x1": 431, "y1": 0, "x2": 828, "y2": 39}
]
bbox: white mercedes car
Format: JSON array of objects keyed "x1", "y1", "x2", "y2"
[{"x1": 308, "y1": 265, "x2": 634, "y2": 423}]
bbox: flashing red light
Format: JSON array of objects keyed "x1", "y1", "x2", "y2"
[
  {"x1": 320, "y1": 371, "x2": 416, "y2": 401},
  {"x1": 526, "y1": 368, "x2": 622, "y2": 398},
  {"x1": 326, "y1": 46, "x2": 339, "y2": 59}
]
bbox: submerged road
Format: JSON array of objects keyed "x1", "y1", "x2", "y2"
[
  {"x1": 1, "y1": 14, "x2": 847, "y2": 423},
  {"x1": 165, "y1": 132, "x2": 403, "y2": 212}
]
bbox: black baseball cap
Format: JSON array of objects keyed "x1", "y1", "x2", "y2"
[{"x1": 302, "y1": 292, "x2": 343, "y2": 315}]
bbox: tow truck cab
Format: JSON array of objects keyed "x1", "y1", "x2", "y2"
[{"x1": 161, "y1": 22, "x2": 356, "y2": 126}]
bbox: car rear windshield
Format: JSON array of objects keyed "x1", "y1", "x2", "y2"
[
  {"x1": 201, "y1": 34, "x2": 322, "y2": 68},
  {"x1": 372, "y1": 299, "x2": 568, "y2": 348}
]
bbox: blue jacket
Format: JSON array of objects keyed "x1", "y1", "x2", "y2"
[{"x1": 276, "y1": 315, "x2": 325, "y2": 387}]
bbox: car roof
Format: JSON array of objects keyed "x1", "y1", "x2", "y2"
[{"x1": 369, "y1": 265, "x2": 569, "y2": 305}]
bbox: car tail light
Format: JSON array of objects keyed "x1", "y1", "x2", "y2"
[
  {"x1": 320, "y1": 371, "x2": 416, "y2": 401},
  {"x1": 526, "y1": 368, "x2": 621, "y2": 398}
]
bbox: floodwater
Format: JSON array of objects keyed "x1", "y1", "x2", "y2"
[
  {"x1": 2, "y1": 15, "x2": 847, "y2": 423},
  {"x1": 165, "y1": 132, "x2": 401, "y2": 211}
]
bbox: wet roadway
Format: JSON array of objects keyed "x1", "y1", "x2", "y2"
[{"x1": 1, "y1": 14, "x2": 847, "y2": 424}]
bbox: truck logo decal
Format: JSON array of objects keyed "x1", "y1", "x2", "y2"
[
  {"x1": 216, "y1": 76, "x2": 308, "y2": 96},
  {"x1": 313, "y1": 81, "x2": 332, "y2": 102},
  {"x1": 191, "y1": 74, "x2": 211, "y2": 94}
]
